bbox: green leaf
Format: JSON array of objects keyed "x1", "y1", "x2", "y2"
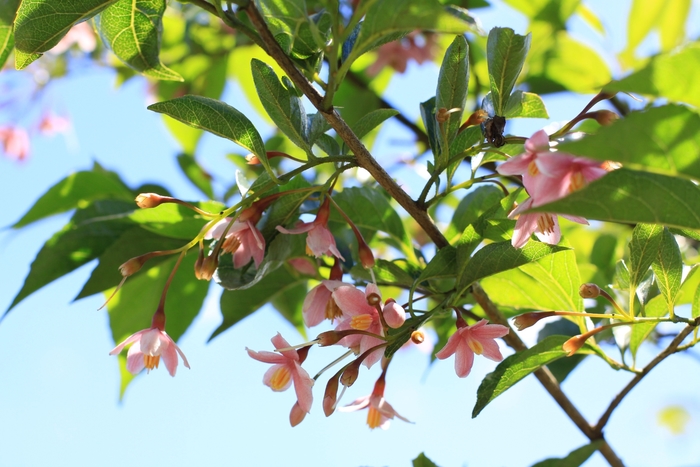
[
  {"x1": 457, "y1": 241, "x2": 568, "y2": 297},
  {"x1": 258, "y1": 175, "x2": 312, "y2": 238},
  {"x1": 559, "y1": 105, "x2": 700, "y2": 181},
  {"x1": 347, "y1": 0, "x2": 473, "y2": 65},
  {"x1": 531, "y1": 441, "x2": 602, "y2": 467},
  {"x1": 257, "y1": 0, "x2": 330, "y2": 59},
  {"x1": 7, "y1": 200, "x2": 136, "y2": 314},
  {"x1": 350, "y1": 259, "x2": 418, "y2": 289},
  {"x1": 610, "y1": 44, "x2": 700, "y2": 108},
  {"x1": 628, "y1": 224, "x2": 664, "y2": 291},
  {"x1": 349, "y1": 108, "x2": 399, "y2": 141},
  {"x1": 251, "y1": 59, "x2": 311, "y2": 154},
  {"x1": 96, "y1": 0, "x2": 182, "y2": 81},
  {"x1": 435, "y1": 35, "x2": 469, "y2": 165},
  {"x1": 177, "y1": 153, "x2": 214, "y2": 199},
  {"x1": 486, "y1": 27, "x2": 531, "y2": 116},
  {"x1": 12, "y1": 170, "x2": 133, "y2": 228},
  {"x1": 147, "y1": 95, "x2": 280, "y2": 184},
  {"x1": 211, "y1": 265, "x2": 305, "y2": 340},
  {"x1": 76, "y1": 227, "x2": 184, "y2": 299},
  {"x1": 473, "y1": 335, "x2": 593, "y2": 417},
  {"x1": 537, "y1": 319, "x2": 586, "y2": 383},
  {"x1": 531, "y1": 169, "x2": 700, "y2": 231},
  {"x1": 417, "y1": 246, "x2": 457, "y2": 284},
  {"x1": 14, "y1": 0, "x2": 118, "y2": 65},
  {"x1": 451, "y1": 185, "x2": 504, "y2": 234},
  {"x1": 503, "y1": 90, "x2": 549, "y2": 118},
  {"x1": 129, "y1": 201, "x2": 224, "y2": 239},
  {"x1": 413, "y1": 452, "x2": 440, "y2": 467},
  {"x1": 629, "y1": 294, "x2": 666, "y2": 359},
  {"x1": 651, "y1": 228, "x2": 682, "y2": 314},
  {"x1": 420, "y1": 97, "x2": 440, "y2": 159},
  {"x1": 0, "y1": 0, "x2": 20, "y2": 68},
  {"x1": 109, "y1": 251, "x2": 209, "y2": 394}
]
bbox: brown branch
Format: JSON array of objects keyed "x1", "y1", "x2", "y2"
[
  {"x1": 471, "y1": 283, "x2": 626, "y2": 467},
  {"x1": 242, "y1": 1, "x2": 449, "y2": 248},
  {"x1": 592, "y1": 320, "x2": 699, "y2": 435}
]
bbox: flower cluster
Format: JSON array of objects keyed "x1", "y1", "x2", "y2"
[{"x1": 497, "y1": 130, "x2": 608, "y2": 248}]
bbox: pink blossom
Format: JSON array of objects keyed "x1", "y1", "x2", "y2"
[
  {"x1": 246, "y1": 333, "x2": 314, "y2": 414},
  {"x1": 0, "y1": 126, "x2": 30, "y2": 161},
  {"x1": 436, "y1": 319, "x2": 509, "y2": 378},
  {"x1": 332, "y1": 285, "x2": 384, "y2": 368},
  {"x1": 38, "y1": 113, "x2": 71, "y2": 136},
  {"x1": 276, "y1": 198, "x2": 344, "y2": 260},
  {"x1": 367, "y1": 32, "x2": 437, "y2": 76},
  {"x1": 497, "y1": 130, "x2": 607, "y2": 206},
  {"x1": 508, "y1": 197, "x2": 588, "y2": 248},
  {"x1": 339, "y1": 377, "x2": 410, "y2": 430},
  {"x1": 206, "y1": 217, "x2": 265, "y2": 268},
  {"x1": 109, "y1": 327, "x2": 190, "y2": 377},
  {"x1": 302, "y1": 279, "x2": 347, "y2": 327},
  {"x1": 49, "y1": 21, "x2": 97, "y2": 54},
  {"x1": 288, "y1": 257, "x2": 317, "y2": 276},
  {"x1": 382, "y1": 299, "x2": 406, "y2": 329}
]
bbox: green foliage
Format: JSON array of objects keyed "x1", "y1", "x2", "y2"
[
  {"x1": 413, "y1": 452, "x2": 440, "y2": 467},
  {"x1": 473, "y1": 335, "x2": 593, "y2": 417},
  {"x1": 0, "y1": 0, "x2": 19, "y2": 68},
  {"x1": 435, "y1": 35, "x2": 469, "y2": 166},
  {"x1": 531, "y1": 441, "x2": 602, "y2": 467},
  {"x1": 485, "y1": 27, "x2": 530, "y2": 115},
  {"x1": 97, "y1": 0, "x2": 182, "y2": 80}
]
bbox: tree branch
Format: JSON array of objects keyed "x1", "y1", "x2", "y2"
[
  {"x1": 471, "y1": 283, "x2": 626, "y2": 467},
  {"x1": 592, "y1": 320, "x2": 699, "y2": 435},
  {"x1": 242, "y1": 1, "x2": 449, "y2": 248}
]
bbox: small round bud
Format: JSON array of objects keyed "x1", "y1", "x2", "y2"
[
  {"x1": 245, "y1": 153, "x2": 261, "y2": 165},
  {"x1": 593, "y1": 110, "x2": 619, "y2": 126},
  {"x1": 365, "y1": 283, "x2": 382, "y2": 306},
  {"x1": 382, "y1": 299, "x2": 406, "y2": 329},
  {"x1": 135, "y1": 193, "x2": 166, "y2": 209},
  {"x1": 436, "y1": 108, "x2": 450, "y2": 123},
  {"x1": 579, "y1": 283, "x2": 601, "y2": 299},
  {"x1": 411, "y1": 330, "x2": 425, "y2": 344}
]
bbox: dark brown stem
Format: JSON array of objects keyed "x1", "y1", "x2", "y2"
[
  {"x1": 242, "y1": 1, "x2": 449, "y2": 249},
  {"x1": 592, "y1": 320, "x2": 699, "y2": 435},
  {"x1": 471, "y1": 283, "x2": 625, "y2": 467}
]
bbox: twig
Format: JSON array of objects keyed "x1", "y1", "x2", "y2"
[
  {"x1": 471, "y1": 283, "x2": 626, "y2": 467},
  {"x1": 592, "y1": 320, "x2": 700, "y2": 435},
  {"x1": 242, "y1": 1, "x2": 449, "y2": 249}
]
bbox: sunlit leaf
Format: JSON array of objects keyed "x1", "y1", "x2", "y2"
[
  {"x1": 531, "y1": 441, "x2": 603, "y2": 467},
  {"x1": 96, "y1": 0, "x2": 182, "y2": 81},
  {"x1": 628, "y1": 224, "x2": 664, "y2": 291},
  {"x1": 413, "y1": 452, "x2": 440, "y2": 467},
  {"x1": 504, "y1": 90, "x2": 548, "y2": 118},
  {"x1": 629, "y1": 294, "x2": 666, "y2": 359},
  {"x1": 435, "y1": 35, "x2": 469, "y2": 166},
  {"x1": 651, "y1": 228, "x2": 682, "y2": 314},
  {"x1": 0, "y1": 0, "x2": 20, "y2": 68},
  {"x1": 177, "y1": 153, "x2": 214, "y2": 199},
  {"x1": 486, "y1": 27, "x2": 531, "y2": 115}
]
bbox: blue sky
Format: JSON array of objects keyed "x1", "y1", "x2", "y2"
[{"x1": 1, "y1": 1, "x2": 700, "y2": 466}]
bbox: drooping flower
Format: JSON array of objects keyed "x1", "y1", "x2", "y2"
[
  {"x1": 302, "y1": 280, "x2": 348, "y2": 327},
  {"x1": 436, "y1": 319, "x2": 509, "y2": 378},
  {"x1": 206, "y1": 217, "x2": 265, "y2": 268},
  {"x1": 109, "y1": 327, "x2": 190, "y2": 377},
  {"x1": 497, "y1": 129, "x2": 607, "y2": 206},
  {"x1": 508, "y1": 197, "x2": 588, "y2": 248},
  {"x1": 0, "y1": 126, "x2": 30, "y2": 161},
  {"x1": 276, "y1": 197, "x2": 344, "y2": 260},
  {"x1": 332, "y1": 285, "x2": 384, "y2": 368},
  {"x1": 339, "y1": 376, "x2": 410, "y2": 430},
  {"x1": 246, "y1": 333, "x2": 314, "y2": 415}
]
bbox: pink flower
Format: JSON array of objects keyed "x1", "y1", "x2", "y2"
[
  {"x1": 0, "y1": 126, "x2": 30, "y2": 161},
  {"x1": 206, "y1": 217, "x2": 265, "y2": 268},
  {"x1": 436, "y1": 319, "x2": 509, "y2": 378},
  {"x1": 508, "y1": 197, "x2": 588, "y2": 248},
  {"x1": 339, "y1": 377, "x2": 410, "y2": 430},
  {"x1": 332, "y1": 285, "x2": 384, "y2": 368},
  {"x1": 109, "y1": 327, "x2": 190, "y2": 377},
  {"x1": 276, "y1": 198, "x2": 344, "y2": 260},
  {"x1": 38, "y1": 113, "x2": 71, "y2": 136},
  {"x1": 288, "y1": 257, "x2": 317, "y2": 276},
  {"x1": 302, "y1": 279, "x2": 347, "y2": 327},
  {"x1": 497, "y1": 130, "x2": 607, "y2": 206},
  {"x1": 49, "y1": 21, "x2": 97, "y2": 54},
  {"x1": 246, "y1": 333, "x2": 314, "y2": 415},
  {"x1": 367, "y1": 32, "x2": 437, "y2": 76}
]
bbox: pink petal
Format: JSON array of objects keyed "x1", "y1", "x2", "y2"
[
  {"x1": 160, "y1": 339, "x2": 179, "y2": 376},
  {"x1": 511, "y1": 212, "x2": 539, "y2": 248},
  {"x1": 306, "y1": 225, "x2": 337, "y2": 258},
  {"x1": 302, "y1": 283, "x2": 333, "y2": 327},
  {"x1": 478, "y1": 338, "x2": 504, "y2": 362},
  {"x1": 289, "y1": 401, "x2": 307, "y2": 427},
  {"x1": 291, "y1": 362, "x2": 314, "y2": 413},
  {"x1": 270, "y1": 333, "x2": 298, "y2": 361},
  {"x1": 205, "y1": 218, "x2": 233, "y2": 240},
  {"x1": 339, "y1": 395, "x2": 371, "y2": 412},
  {"x1": 262, "y1": 364, "x2": 292, "y2": 392},
  {"x1": 496, "y1": 153, "x2": 533, "y2": 176},
  {"x1": 276, "y1": 222, "x2": 315, "y2": 235},
  {"x1": 435, "y1": 331, "x2": 460, "y2": 360},
  {"x1": 453, "y1": 337, "x2": 475, "y2": 378},
  {"x1": 383, "y1": 301, "x2": 406, "y2": 329},
  {"x1": 525, "y1": 130, "x2": 550, "y2": 152},
  {"x1": 109, "y1": 329, "x2": 146, "y2": 355},
  {"x1": 139, "y1": 328, "x2": 164, "y2": 356},
  {"x1": 126, "y1": 343, "x2": 145, "y2": 374},
  {"x1": 534, "y1": 216, "x2": 562, "y2": 245},
  {"x1": 246, "y1": 347, "x2": 286, "y2": 364},
  {"x1": 472, "y1": 322, "x2": 509, "y2": 339},
  {"x1": 560, "y1": 214, "x2": 588, "y2": 225},
  {"x1": 332, "y1": 285, "x2": 374, "y2": 317}
]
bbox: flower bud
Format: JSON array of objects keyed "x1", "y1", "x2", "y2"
[
  {"x1": 358, "y1": 240, "x2": 375, "y2": 269},
  {"x1": 382, "y1": 299, "x2": 406, "y2": 329},
  {"x1": 340, "y1": 359, "x2": 362, "y2": 387},
  {"x1": 245, "y1": 153, "x2": 261, "y2": 165},
  {"x1": 323, "y1": 374, "x2": 341, "y2": 416},
  {"x1": 593, "y1": 110, "x2": 619, "y2": 126},
  {"x1": 512, "y1": 311, "x2": 556, "y2": 331},
  {"x1": 296, "y1": 345, "x2": 311, "y2": 364},
  {"x1": 579, "y1": 283, "x2": 601, "y2": 299},
  {"x1": 195, "y1": 254, "x2": 218, "y2": 281},
  {"x1": 289, "y1": 401, "x2": 307, "y2": 427},
  {"x1": 135, "y1": 193, "x2": 167, "y2": 209},
  {"x1": 317, "y1": 330, "x2": 343, "y2": 347},
  {"x1": 410, "y1": 330, "x2": 425, "y2": 344},
  {"x1": 462, "y1": 109, "x2": 488, "y2": 129},
  {"x1": 119, "y1": 254, "x2": 150, "y2": 277},
  {"x1": 365, "y1": 283, "x2": 382, "y2": 306},
  {"x1": 562, "y1": 334, "x2": 589, "y2": 356}
]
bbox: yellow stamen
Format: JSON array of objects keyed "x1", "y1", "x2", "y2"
[
  {"x1": 367, "y1": 406, "x2": 382, "y2": 429},
  {"x1": 144, "y1": 354, "x2": 160, "y2": 371},
  {"x1": 467, "y1": 338, "x2": 484, "y2": 355},
  {"x1": 350, "y1": 314, "x2": 373, "y2": 331},
  {"x1": 527, "y1": 161, "x2": 539, "y2": 176},
  {"x1": 569, "y1": 171, "x2": 586, "y2": 193},
  {"x1": 305, "y1": 244, "x2": 313, "y2": 256},
  {"x1": 222, "y1": 235, "x2": 241, "y2": 254},
  {"x1": 536, "y1": 214, "x2": 555, "y2": 235},
  {"x1": 269, "y1": 366, "x2": 292, "y2": 391},
  {"x1": 325, "y1": 298, "x2": 343, "y2": 322}
]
